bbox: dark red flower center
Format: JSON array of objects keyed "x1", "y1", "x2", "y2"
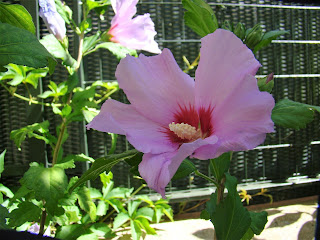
[{"x1": 164, "y1": 104, "x2": 214, "y2": 145}]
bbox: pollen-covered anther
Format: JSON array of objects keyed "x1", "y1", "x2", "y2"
[{"x1": 169, "y1": 122, "x2": 200, "y2": 141}]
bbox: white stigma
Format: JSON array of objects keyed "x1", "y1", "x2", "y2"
[{"x1": 169, "y1": 122, "x2": 200, "y2": 140}]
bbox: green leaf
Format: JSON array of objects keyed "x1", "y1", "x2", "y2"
[
  {"x1": 0, "y1": 205, "x2": 10, "y2": 229},
  {"x1": 182, "y1": 0, "x2": 218, "y2": 37},
  {"x1": 90, "y1": 222, "x2": 115, "y2": 238},
  {"x1": 95, "y1": 42, "x2": 137, "y2": 59},
  {"x1": 113, "y1": 212, "x2": 130, "y2": 230},
  {"x1": 271, "y1": 99, "x2": 320, "y2": 129},
  {"x1": 240, "y1": 228, "x2": 254, "y2": 240},
  {"x1": 83, "y1": 32, "x2": 100, "y2": 54},
  {"x1": 77, "y1": 233, "x2": 99, "y2": 240},
  {"x1": 136, "y1": 207, "x2": 154, "y2": 221},
  {"x1": 9, "y1": 185, "x2": 32, "y2": 203},
  {"x1": 10, "y1": 121, "x2": 50, "y2": 150},
  {"x1": 40, "y1": 34, "x2": 77, "y2": 69},
  {"x1": 0, "y1": 150, "x2": 6, "y2": 178},
  {"x1": 8, "y1": 201, "x2": 42, "y2": 227},
  {"x1": 257, "y1": 74, "x2": 274, "y2": 93},
  {"x1": 21, "y1": 163, "x2": 68, "y2": 205},
  {"x1": 172, "y1": 159, "x2": 196, "y2": 180},
  {"x1": 56, "y1": 224, "x2": 91, "y2": 240},
  {"x1": 128, "y1": 200, "x2": 142, "y2": 217},
  {"x1": 69, "y1": 150, "x2": 139, "y2": 193},
  {"x1": 249, "y1": 211, "x2": 268, "y2": 235},
  {"x1": 210, "y1": 152, "x2": 232, "y2": 182},
  {"x1": 54, "y1": 0, "x2": 72, "y2": 24},
  {"x1": 96, "y1": 200, "x2": 108, "y2": 216},
  {"x1": 106, "y1": 187, "x2": 134, "y2": 200},
  {"x1": 63, "y1": 205, "x2": 81, "y2": 224},
  {"x1": 0, "y1": 3, "x2": 35, "y2": 34},
  {"x1": 131, "y1": 219, "x2": 142, "y2": 240},
  {"x1": 254, "y1": 30, "x2": 289, "y2": 53},
  {"x1": 0, "y1": 184, "x2": 13, "y2": 198},
  {"x1": 76, "y1": 186, "x2": 97, "y2": 222},
  {"x1": 0, "y1": 23, "x2": 56, "y2": 73},
  {"x1": 136, "y1": 217, "x2": 156, "y2": 235},
  {"x1": 208, "y1": 174, "x2": 251, "y2": 240}
]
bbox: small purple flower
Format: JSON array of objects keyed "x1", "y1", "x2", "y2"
[
  {"x1": 39, "y1": 0, "x2": 66, "y2": 41},
  {"x1": 28, "y1": 223, "x2": 51, "y2": 236},
  {"x1": 108, "y1": 0, "x2": 161, "y2": 54},
  {"x1": 87, "y1": 29, "x2": 275, "y2": 198}
]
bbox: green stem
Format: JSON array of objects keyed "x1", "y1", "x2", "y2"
[
  {"x1": 194, "y1": 170, "x2": 219, "y2": 188},
  {"x1": 39, "y1": 204, "x2": 47, "y2": 235},
  {"x1": 75, "y1": 33, "x2": 85, "y2": 71},
  {"x1": 0, "y1": 82, "x2": 61, "y2": 107},
  {"x1": 52, "y1": 118, "x2": 67, "y2": 166},
  {"x1": 95, "y1": 88, "x2": 119, "y2": 104}
]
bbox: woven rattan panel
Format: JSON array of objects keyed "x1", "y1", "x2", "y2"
[{"x1": 0, "y1": 1, "x2": 319, "y2": 195}]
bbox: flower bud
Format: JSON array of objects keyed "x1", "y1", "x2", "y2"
[
  {"x1": 39, "y1": 0, "x2": 66, "y2": 41},
  {"x1": 245, "y1": 24, "x2": 263, "y2": 50}
]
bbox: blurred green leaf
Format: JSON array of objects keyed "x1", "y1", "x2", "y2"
[
  {"x1": 136, "y1": 217, "x2": 156, "y2": 235},
  {"x1": 271, "y1": 99, "x2": 320, "y2": 129},
  {"x1": 10, "y1": 121, "x2": 50, "y2": 150},
  {"x1": 0, "y1": 205, "x2": 10, "y2": 229},
  {"x1": 0, "y1": 23, "x2": 56, "y2": 73},
  {"x1": 136, "y1": 207, "x2": 154, "y2": 222},
  {"x1": 105, "y1": 187, "x2": 134, "y2": 200},
  {"x1": 131, "y1": 219, "x2": 142, "y2": 240},
  {"x1": 172, "y1": 159, "x2": 196, "y2": 180},
  {"x1": 69, "y1": 150, "x2": 139, "y2": 193},
  {"x1": 0, "y1": 150, "x2": 6, "y2": 178},
  {"x1": 0, "y1": 3, "x2": 35, "y2": 34},
  {"x1": 56, "y1": 224, "x2": 91, "y2": 240},
  {"x1": 90, "y1": 222, "x2": 115, "y2": 238},
  {"x1": 182, "y1": 0, "x2": 218, "y2": 37},
  {"x1": 8, "y1": 201, "x2": 42, "y2": 227},
  {"x1": 95, "y1": 42, "x2": 137, "y2": 59},
  {"x1": 0, "y1": 184, "x2": 13, "y2": 198},
  {"x1": 128, "y1": 200, "x2": 142, "y2": 217},
  {"x1": 113, "y1": 212, "x2": 130, "y2": 230},
  {"x1": 249, "y1": 211, "x2": 268, "y2": 235},
  {"x1": 76, "y1": 186, "x2": 97, "y2": 222},
  {"x1": 54, "y1": 0, "x2": 72, "y2": 24}
]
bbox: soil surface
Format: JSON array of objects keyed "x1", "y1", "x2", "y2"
[{"x1": 116, "y1": 196, "x2": 318, "y2": 240}]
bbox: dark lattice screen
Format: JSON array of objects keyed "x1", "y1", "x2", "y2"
[{"x1": 0, "y1": 0, "x2": 319, "y2": 198}]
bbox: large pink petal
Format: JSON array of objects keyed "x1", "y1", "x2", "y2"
[
  {"x1": 139, "y1": 137, "x2": 218, "y2": 198},
  {"x1": 109, "y1": 14, "x2": 161, "y2": 54},
  {"x1": 115, "y1": 49, "x2": 195, "y2": 125},
  {"x1": 192, "y1": 74, "x2": 275, "y2": 160},
  {"x1": 195, "y1": 29, "x2": 261, "y2": 109},
  {"x1": 87, "y1": 99, "x2": 178, "y2": 154},
  {"x1": 111, "y1": 0, "x2": 137, "y2": 24}
]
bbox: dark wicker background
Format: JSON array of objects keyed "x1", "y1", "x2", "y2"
[{"x1": 1, "y1": 0, "x2": 319, "y2": 199}]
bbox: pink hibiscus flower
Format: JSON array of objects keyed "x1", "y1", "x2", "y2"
[
  {"x1": 108, "y1": 0, "x2": 161, "y2": 54},
  {"x1": 87, "y1": 29, "x2": 275, "y2": 198}
]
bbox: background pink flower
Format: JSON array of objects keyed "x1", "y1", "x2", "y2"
[
  {"x1": 108, "y1": 0, "x2": 161, "y2": 54},
  {"x1": 87, "y1": 29, "x2": 275, "y2": 198}
]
